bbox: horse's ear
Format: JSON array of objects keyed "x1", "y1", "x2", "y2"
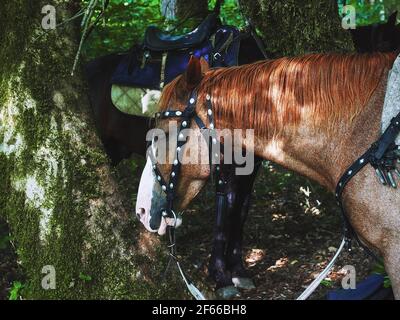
[
  {"x1": 200, "y1": 57, "x2": 209, "y2": 74},
  {"x1": 388, "y1": 11, "x2": 397, "y2": 26},
  {"x1": 184, "y1": 56, "x2": 204, "y2": 90}
]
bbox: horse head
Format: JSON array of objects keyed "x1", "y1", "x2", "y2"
[{"x1": 136, "y1": 56, "x2": 212, "y2": 235}]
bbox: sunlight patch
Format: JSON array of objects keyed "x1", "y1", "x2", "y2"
[
  {"x1": 267, "y1": 257, "x2": 289, "y2": 271},
  {"x1": 25, "y1": 175, "x2": 45, "y2": 204},
  {"x1": 245, "y1": 249, "x2": 266, "y2": 267},
  {"x1": 0, "y1": 132, "x2": 24, "y2": 156},
  {"x1": 39, "y1": 208, "x2": 53, "y2": 241},
  {"x1": 20, "y1": 175, "x2": 54, "y2": 242},
  {"x1": 0, "y1": 95, "x2": 26, "y2": 157},
  {"x1": 52, "y1": 91, "x2": 65, "y2": 109}
]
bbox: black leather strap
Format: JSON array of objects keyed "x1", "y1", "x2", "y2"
[
  {"x1": 335, "y1": 110, "x2": 400, "y2": 262},
  {"x1": 374, "y1": 115, "x2": 400, "y2": 160}
]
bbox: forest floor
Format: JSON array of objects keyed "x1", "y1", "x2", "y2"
[
  {"x1": 0, "y1": 160, "x2": 389, "y2": 300},
  {"x1": 123, "y1": 159, "x2": 389, "y2": 300},
  {"x1": 172, "y1": 162, "x2": 381, "y2": 300}
]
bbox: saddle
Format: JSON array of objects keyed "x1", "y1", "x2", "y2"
[
  {"x1": 144, "y1": 13, "x2": 219, "y2": 51},
  {"x1": 111, "y1": 13, "x2": 241, "y2": 91}
]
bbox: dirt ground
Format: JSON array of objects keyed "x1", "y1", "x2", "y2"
[
  {"x1": 0, "y1": 161, "x2": 386, "y2": 300},
  {"x1": 174, "y1": 162, "x2": 379, "y2": 300}
]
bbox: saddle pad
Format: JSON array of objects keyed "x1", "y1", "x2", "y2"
[
  {"x1": 381, "y1": 54, "x2": 400, "y2": 144},
  {"x1": 326, "y1": 274, "x2": 387, "y2": 300},
  {"x1": 111, "y1": 85, "x2": 160, "y2": 117},
  {"x1": 111, "y1": 46, "x2": 212, "y2": 89},
  {"x1": 111, "y1": 26, "x2": 241, "y2": 89}
]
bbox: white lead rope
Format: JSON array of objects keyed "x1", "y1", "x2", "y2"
[
  {"x1": 175, "y1": 260, "x2": 206, "y2": 300},
  {"x1": 166, "y1": 211, "x2": 206, "y2": 300},
  {"x1": 167, "y1": 209, "x2": 345, "y2": 301},
  {"x1": 296, "y1": 237, "x2": 346, "y2": 300}
]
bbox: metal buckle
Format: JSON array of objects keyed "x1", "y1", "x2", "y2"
[
  {"x1": 141, "y1": 50, "x2": 151, "y2": 68},
  {"x1": 213, "y1": 52, "x2": 222, "y2": 60}
]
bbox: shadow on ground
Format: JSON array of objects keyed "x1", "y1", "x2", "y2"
[
  {"x1": 174, "y1": 162, "x2": 375, "y2": 300},
  {"x1": 0, "y1": 159, "x2": 377, "y2": 300}
]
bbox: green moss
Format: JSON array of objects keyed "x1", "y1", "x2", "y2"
[
  {"x1": 0, "y1": 0, "x2": 185, "y2": 300},
  {"x1": 242, "y1": 0, "x2": 354, "y2": 58}
]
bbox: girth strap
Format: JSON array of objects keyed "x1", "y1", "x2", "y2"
[{"x1": 335, "y1": 106, "x2": 400, "y2": 262}]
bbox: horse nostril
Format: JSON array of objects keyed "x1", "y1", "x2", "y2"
[{"x1": 136, "y1": 208, "x2": 146, "y2": 220}]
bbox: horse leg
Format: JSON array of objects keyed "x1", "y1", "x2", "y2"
[
  {"x1": 208, "y1": 164, "x2": 240, "y2": 298},
  {"x1": 226, "y1": 159, "x2": 261, "y2": 290}
]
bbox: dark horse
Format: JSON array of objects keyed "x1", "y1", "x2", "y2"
[
  {"x1": 350, "y1": 12, "x2": 400, "y2": 53},
  {"x1": 86, "y1": 12, "x2": 400, "y2": 297}
]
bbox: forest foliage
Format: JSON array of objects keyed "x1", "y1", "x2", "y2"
[{"x1": 82, "y1": 0, "x2": 400, "y2": 60}]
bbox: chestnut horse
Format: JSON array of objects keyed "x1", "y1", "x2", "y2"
[
  {"x1": 88, "y1": 15, "x2": 399, "y2": 297},
  {"x1": 135, "y1": 53, "x2": 400, "y2": 299}
]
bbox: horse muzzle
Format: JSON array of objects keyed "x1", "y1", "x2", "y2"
[{"x1": 136, "y1": 207, "x2": 183, "y2": 235}]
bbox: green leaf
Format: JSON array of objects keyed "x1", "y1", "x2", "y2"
[
  {"x1": 8, "y1": 281, "x2": 24, "y2": 300},
  {"x1": 384, "y1": 276, "x2": 392, "y2": 289},
  {"x1": 79, "y1": 272, "x2": 92, "y2": 282},
  {"x1": 320, "y1": 279, "x2": 333, "y2": 288},
  {"x1": 372, "y1": 262, "x2": 386, "y2": 275}
]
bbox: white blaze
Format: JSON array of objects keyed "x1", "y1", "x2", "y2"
[
  {"x1": 136, "y1": 156, "x2": 183, "y2": 235},
  {"x1": 136, "y1": 156, "x2": 159, "y2": 232}
]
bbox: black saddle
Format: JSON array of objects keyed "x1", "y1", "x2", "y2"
[{"x1": 143, "y1": 13, "x2": 220, "y2": 51}]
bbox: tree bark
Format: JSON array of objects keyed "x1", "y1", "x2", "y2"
[
  {"x1": 241, "y1": 0, "x2": 354, "y2": 58},
  {"x1": 176, "y1": 0, "x2": 209, "y2": 21},
  {"x1": 0, "y1": 0, "x2": 184, "y2": 299},
  {"x1": 0, "y1": 0, "x2": 356, "y2": 300}
]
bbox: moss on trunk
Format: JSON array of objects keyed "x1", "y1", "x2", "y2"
[
  {"x1": 242, "y1": 0, "x2": 354, "y2": 58},
  {"x1": 0, "y1": 0, "x2": 185, "y2": 299},
  {"x1": 176, "y1": 0, "x2": 209, "y2": 21}
]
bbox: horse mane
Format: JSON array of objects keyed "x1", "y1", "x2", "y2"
[{"x1": 160, "y1": 52, "x2": 396, "y2": 137}]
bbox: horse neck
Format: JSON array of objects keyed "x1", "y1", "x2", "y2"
[{"x1": 234, "y1": 70, "x2": 389, "y2": 192}]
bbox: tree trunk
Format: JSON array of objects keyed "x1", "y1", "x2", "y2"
[
  {"x1": 242, "y1": 0, "x2": 354, "y2": 58},
  {"x1": 0, "y1": 0, "x2": 185, "y2": 299},
  {"x1": 176, "y1": 0, "x2": 209, "y2": 21}
]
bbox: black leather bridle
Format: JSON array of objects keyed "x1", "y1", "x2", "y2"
[
  {"x1": 148, "y1": 90, "x2": 222, "y2": 230},
  {"x1": 147, "y1": 90, "x2": 224, "y2": 300},
  {"x1": 335, "y1": 110, "x2": 400, "y2": 261}
]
